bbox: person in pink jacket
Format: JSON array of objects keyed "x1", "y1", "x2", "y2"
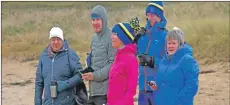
[{"x1": 107, "y1": 22, "x2": 138, "y2": 105}]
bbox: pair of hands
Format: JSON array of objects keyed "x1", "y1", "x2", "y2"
[
  {"x1": 80, "y1": 67, "x2": 94, "y2": 81},
  {"x1": 55, "y1": 76, "x2": 93, "y2": 93},
  {"x1": 82, "y1": 72, "x2": 94, "y2": 81},
  {"x1": 56, "y1": 67, "x2": 95, "y2": 93}
]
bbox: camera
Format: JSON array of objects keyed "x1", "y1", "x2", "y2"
[{"x1": 138, "y1": 54, "x2": 154, "y2": 68}]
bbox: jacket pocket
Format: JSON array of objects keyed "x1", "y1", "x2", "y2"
[
  {"x1": 91, "y1": 81, "x2": 102, "y2": 90},
  {"x1": 156, "y1": 84, "x2": 179, "y2": 105},
  {"x1": 57, "y1": 91, "x2": 75, "y2": 105}
]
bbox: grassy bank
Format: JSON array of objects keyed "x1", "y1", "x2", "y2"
[{"x1": 2, "y1": 2, "x2": 229, "y2": 65}]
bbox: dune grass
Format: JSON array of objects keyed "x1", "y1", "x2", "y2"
[{"x1": 2, "y1": 2, "x2": 229, "y2": 65}]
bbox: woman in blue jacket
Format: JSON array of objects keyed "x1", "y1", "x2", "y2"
[
  {"x1": 154, "y1": 27, "x2": 199, "y2": 105},
  {"x1": 34, "y1": 27, "x2": 83, "y2": 105}
]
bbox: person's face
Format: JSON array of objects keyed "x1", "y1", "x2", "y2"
[
  {"x1": 111, "y1": 33, "x2": 124, "y2": 49},
  {"x1": 167, "y1": 39, "x2": 179, "y2": 55},
  {"x1": 92, "y1": 18, "x2": 103, "y2": 33},
  {"x1": 147, "y1": 13, "x2": 161, "y2": 26},
  {"x1": 50, "y1": 37, "x2": 63, "y2": 52}
]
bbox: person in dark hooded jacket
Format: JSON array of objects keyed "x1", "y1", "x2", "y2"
[
  {"x1": 34, "y1": 27, "x2": 83, "y2": 105},
  {"x1": 153, "y1": 27, "x2": 199, "y2": 105}
]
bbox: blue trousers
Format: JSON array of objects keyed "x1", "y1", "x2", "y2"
[{"x1": 138, "y1": 90, "x2": 155, "y2": 105}]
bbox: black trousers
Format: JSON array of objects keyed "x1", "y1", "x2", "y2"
[{"x1": 87, "y1": 95, "x2": 107, "y2": 105}]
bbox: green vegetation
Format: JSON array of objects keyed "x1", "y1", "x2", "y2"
[{"x1": 2, "y1": 2, "x2": 229, "y2": 65}]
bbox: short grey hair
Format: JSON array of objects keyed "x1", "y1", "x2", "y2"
[{"x1": 166, "y1": 27, "x2": 184, "y2": 45}]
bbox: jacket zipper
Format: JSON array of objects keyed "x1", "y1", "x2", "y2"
[
  {"x1": 51, "y1": 54, "x2": 56, "y2": 105},
  {"x1": 161, "y1": 58, "x2": 171, "y2": 104},
  {"x1": 144, "y1": 29, "x2": 153, "y2": 92},
  {"x1": 90, "y1": 37, "x2": 100, "y2": 96}
]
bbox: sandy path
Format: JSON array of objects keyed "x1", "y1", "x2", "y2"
[{"x1": 2, "y1": 59, "x2": 229, "y2": 105}]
